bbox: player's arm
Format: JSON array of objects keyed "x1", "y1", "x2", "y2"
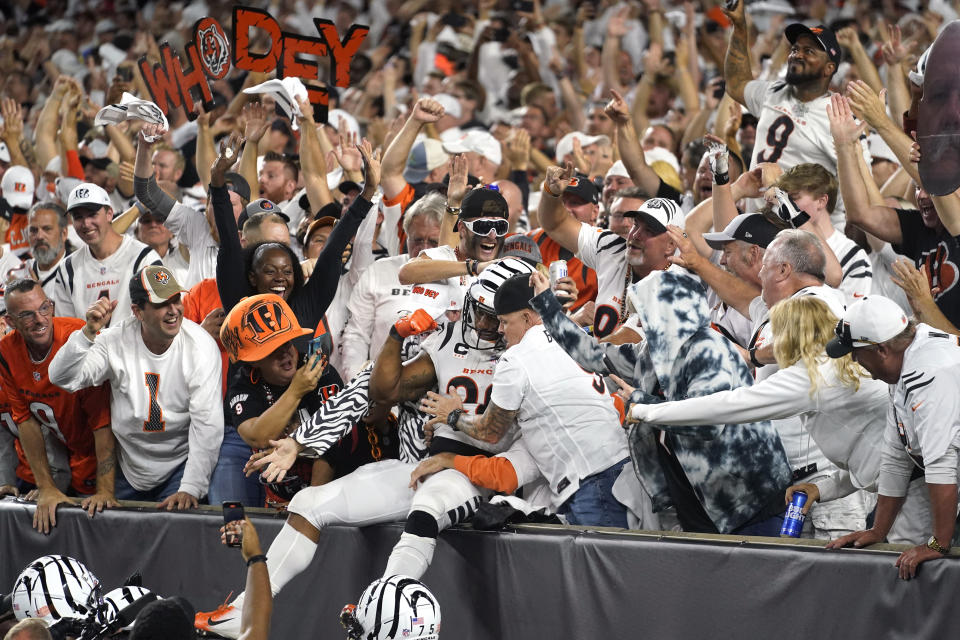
[
  {"x1": 19, "y1": 416, "x2": 73, "y2": 534},
  {"x1": 237, "y1": 517, "x2": 271, "y2": 640},
  {"x1": 409, "y1": 452, "x2": 520, "y2": 493},
  {"x1": 721, "y1": 0, "x2": 752, "y2": 106},
  {"x1": 81, "y1": 425, "x2": 120, "y2": 516},
  {"x1": 369, "y1": 314, "x2": 439, "y2": 405},
  {"x1": 538, "y1": 163, "x2": 582, "y2": 253}
]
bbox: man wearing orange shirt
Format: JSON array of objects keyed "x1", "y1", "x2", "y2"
[{"x1": 0, "y1": 278, "x2": 113, "y2": 534}]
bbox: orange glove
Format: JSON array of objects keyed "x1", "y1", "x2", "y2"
[{"x1": 391, "y1": 309, "x2": 438, "y2": 339}]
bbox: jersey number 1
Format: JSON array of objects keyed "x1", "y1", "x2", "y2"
[{"x1": 143, "y1": 373, "x2": 166, "y2": 432}]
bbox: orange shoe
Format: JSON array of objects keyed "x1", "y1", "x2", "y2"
[{"x1": 195, "y1": 602, "x2": 241, "y2": 639}]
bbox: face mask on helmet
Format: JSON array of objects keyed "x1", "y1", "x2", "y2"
[
  {"x1": 11, "y1": 555, "x2": 102, "y2": 639},
  {"x1": 341, "y1": 575, "x2": 441, "y2": 640},
  {"x1": 89, "y1": 586, "x2": 160, "y2": 638},
  {"x1": 460, "y1": 257, "x2": 536, "y2": 351}
]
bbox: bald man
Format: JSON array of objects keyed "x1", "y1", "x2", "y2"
[{"x1": 493, "y1": 179, "x2": 525, "y2": 233}]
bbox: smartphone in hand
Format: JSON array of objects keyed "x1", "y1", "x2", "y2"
[{"x1": 222, "y1": 501, "x2": 244, "y2": 547}]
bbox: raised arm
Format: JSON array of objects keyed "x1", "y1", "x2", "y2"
[
  {"x1": 605, "y1": 90, "x2": 661, "y2": 197},
  {"x1": 836, "y1": 28, "x2": 883, "y2": 94},
  {"x1": 722, "y1": 0, "x2": 753, "y2": 107},
  {"x1": 879, "y1": 24, "x2": 914, "y2": 125},
  {"x1": 294, "y1": 96, "x2": 333, "y2": 215},
  {"x1": 829, "y1": 93, "x2": 903, "y2": 244},
  {"x1": 599, "y1": 6, "x2": 630, "y2": 97},
  {"x1": 133, "y1": 124, "x2": 177, "y2": 221},
  {"x1": 239, "y1": 102, "x2": 270, "y2": 199},
  {"x1": 211, "y1": 132, "x2": 249, "y2": 310},
  {"x1": 381, "y1": 98, "x2": 444, "y2": 200},
  {"x1": 846, "y1": 80, "x2": 919, "y2": 184},
  {"x1": 537, "y1": 162, "x2": 581, "y2": 253}
]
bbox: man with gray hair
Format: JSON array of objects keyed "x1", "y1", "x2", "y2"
[
  {"x1": 339, "y1": 193, "x2": 444, "y2": 379},
  {"x1": 672, "y1": 227, "x2": 869, "y2": 538},
  {"x1": 25, "y1": 202, "x2": 71, "y2": 298}
]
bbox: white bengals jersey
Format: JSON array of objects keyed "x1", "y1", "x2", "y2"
[
  {"x1": 826, "y1": 230, "x2": 872, "y2": 305},
  {"x1": 744, "y1": 80, "x2": 837, "y2": 175},
  {"x1": 420, "y1": 321, "x2": 518, "y2": 454},
  {"x1": 50, "y1": 235, "x2": 161, "y2": 325},
  {"x1": 882, "y1": 326, "x2": 960, "y2": 491},
  {"x1": 48, "y1": 316, "x2": 223, "y2": 497},
  {"x1": 576, "y1": 222, "x2": 628, "y2": 338},
  {"x1": 491, "y1": 325, "x2": 628, "y2": 507}
]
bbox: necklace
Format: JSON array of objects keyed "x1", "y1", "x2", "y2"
[{"x1": 618, "y1": 267, "x2": 632, "y2": 325}]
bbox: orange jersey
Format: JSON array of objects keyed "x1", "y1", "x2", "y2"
[
  {"x1": 384, "y1": 182, "x2": 416, "y2": 253},
  {"x1": 0, "y1": 317, "x2": 110, "y2": 493},
  {"x1": 5, "y1": 212, "x2": 29, "y2": 256},
  {"x1": 528, "y1": 229, "x2": 598, "y2": 309},
  {"x1": 183, "y1": 278, "x2": 229, "y2": 397}
]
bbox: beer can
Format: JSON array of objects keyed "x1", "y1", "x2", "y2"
[
  {"x1": 780, "y1": 490, "x2": 807, "y2": 538},
  {"x1": 549, "y1": 260, "x2": 568, "y2": 288}
]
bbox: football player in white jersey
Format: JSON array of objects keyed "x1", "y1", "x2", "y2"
[
  {"x1": 194, "y1": 259, "x2": 532, "y2": 639},
  {"x1": 826, "y1": 296, "x2": 960, "y2": 579},
  {"x1": 50, "y1": 183, "x2": 161, "y2": 325},
  {"x1": 421, "y1": 271, "x2": 630, "y2": 525},
  {"x1": 538, "y1": 163, "x2": 682, "y2": 338}
]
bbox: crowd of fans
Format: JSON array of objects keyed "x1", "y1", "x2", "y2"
[{"x1": 3, "y1": 0, "x2": 960, "y2": 634}]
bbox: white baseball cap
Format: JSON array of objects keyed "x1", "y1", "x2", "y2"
[
  {"x1": 605, "y1": 160, "x2": 630, "y2": 180},
  {"x1": 826, "y1": 295, "x2": 909, "y2": 358},
  {"x1": 443, "y1": 130, "x2": 502, "y2": 167},
  {"x1": 404, "y1": 139, "x2": 450, "y2": 183},
  {"x1": 67, "y1": 182, "x2": 112, "y2": 212},
  {"x1": 622, "y1": 197, "x2": 683, "y2": 234},
  {"x1": 431, "y1": 93, "x2": 462, "y2": 120},
  {"x1": 867, "y1": 134, "x2": 897, "y2": 164},
  {"x1": 555, "y1": 131, "x2": 611, "y2": 164},
  {"x1": 1, "y1": 166, "x2": 35, "y2": 210}
]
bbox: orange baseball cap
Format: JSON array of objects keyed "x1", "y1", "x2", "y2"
[{"x1": 220, "y1": 294, "x2": 311, "y2": 362}]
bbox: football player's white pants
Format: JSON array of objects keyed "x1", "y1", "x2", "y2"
[{"x1": 383, "y1": 468, "x2": 486, "y2": 579}]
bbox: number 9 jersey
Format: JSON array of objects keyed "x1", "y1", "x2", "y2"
[{"x1": 0, "y1": 317, "x2": 110, "y2": 494}]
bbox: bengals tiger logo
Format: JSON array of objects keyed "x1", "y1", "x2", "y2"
[
  {"x1": 153, "y1": 270, "x2": 170, "y2": 284},
  {"x1": 195, "y1": 18, "x2": 230, "y2": 80},
  {"x1": 240, "y1": 299, "x2": 293, "y2": 345}
]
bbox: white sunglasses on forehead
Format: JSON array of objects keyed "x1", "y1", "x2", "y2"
[{"x1": 460, "y1": 217, "x2": 509, "y2": 237}]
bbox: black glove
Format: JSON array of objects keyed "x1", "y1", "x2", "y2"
[
  {"x1": 708, "y1": 142, "x2": 729, "y2": 185},
  {"x1": 771, "y1": 188, "x2": 810, "y2": 228}
]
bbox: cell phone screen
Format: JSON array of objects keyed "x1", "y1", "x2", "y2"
[{"x1": 222, "y1": 501, "x2": 244, "y2": 547}]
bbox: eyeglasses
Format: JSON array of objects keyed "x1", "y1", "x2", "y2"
[
  {"x1": 461, "y1": 217, "x2": 509, "y2": 237},
  {"x1": 15, "y1": 300, "x2": 54, "y2": 326}
]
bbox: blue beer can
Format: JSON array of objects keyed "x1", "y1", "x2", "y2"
[{"x1": 780, "y1": 490, "x2": 807, "y2": 537}]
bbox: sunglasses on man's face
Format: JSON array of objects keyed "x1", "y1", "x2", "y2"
[{"x1": 461, "y1": 217, "x2": 509, "y2": 237}]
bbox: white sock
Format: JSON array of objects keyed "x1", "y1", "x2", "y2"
[
  {"x1": 231, "y1": 523, "x2": 318, "y2": 609},
  {"x1": 383, "y1": 532, "x2": 436, "y2": 579}
]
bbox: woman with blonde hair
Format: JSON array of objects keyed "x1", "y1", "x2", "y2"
[{"x1": 629, "y1": 296, "x2": 926, "y2": 543}]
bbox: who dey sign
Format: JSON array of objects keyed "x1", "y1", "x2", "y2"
[{"x1": 138, "y1": 6, "x2": 368, "y2": 122}]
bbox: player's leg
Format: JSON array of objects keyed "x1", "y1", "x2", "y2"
[
  {"x1": 383, "y1": 468, "x2": 484, "y2": 579},
  {"x1": 196, "y1": 459, "x2": 416, "y2": 638}
]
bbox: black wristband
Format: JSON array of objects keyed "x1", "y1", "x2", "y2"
[
  {"x1": 447, "y1": 408, "x2": 464, "y2": 431},
  {"x1": 246, "y1": 554, "x2": 267, "y2": 567},
  {"x1": 749, "y1": 346, "x2": 764, "y2": 368},
  {"x1": 713, "y1": 171, "x2": 729, "y2": 186},
  {"x1": 389, "y1": 325, "x2": 403, "y2": 341}
]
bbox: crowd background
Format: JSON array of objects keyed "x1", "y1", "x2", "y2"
[{"x1": 3, "y1": 0, "x2": 960, "y2": 635}]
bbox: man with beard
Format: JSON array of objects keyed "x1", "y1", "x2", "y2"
[
  {"x1": 831, "y1": 93, "x2": 960, "y2": 329},
  {"x1": 724, "y1": 3, "x2": 843, "y2": 183},
  {"x1": 25, "y1": 203, "x2": 71, "y2": 299}
]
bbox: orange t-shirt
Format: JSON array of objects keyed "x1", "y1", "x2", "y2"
[
  {"x1": 0, "y1": 317, "x2": 110, "y2": 494},
  {"x1": 5, "y1": 212, "x2": 28, "y2": 256},
  {"x1": 527, "y1": 229, "x2": 597, "y2": 310},
  {"x1": 384, "y1": 182, "x2": 416, "y2": 254},
  {"x1": 183, "y1": 277, "x2": 229, "y2": 397}
]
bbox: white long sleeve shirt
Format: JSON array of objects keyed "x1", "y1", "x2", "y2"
[
  {"x1": 339, "y1": 254, "x2": 414, "y2": 380},
  {"x1": 632, "y1": 358, "x2": 889, "y2": 502},
  {"x1": 49, "y1": 317, "x2": 223, "y2": 497}
]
